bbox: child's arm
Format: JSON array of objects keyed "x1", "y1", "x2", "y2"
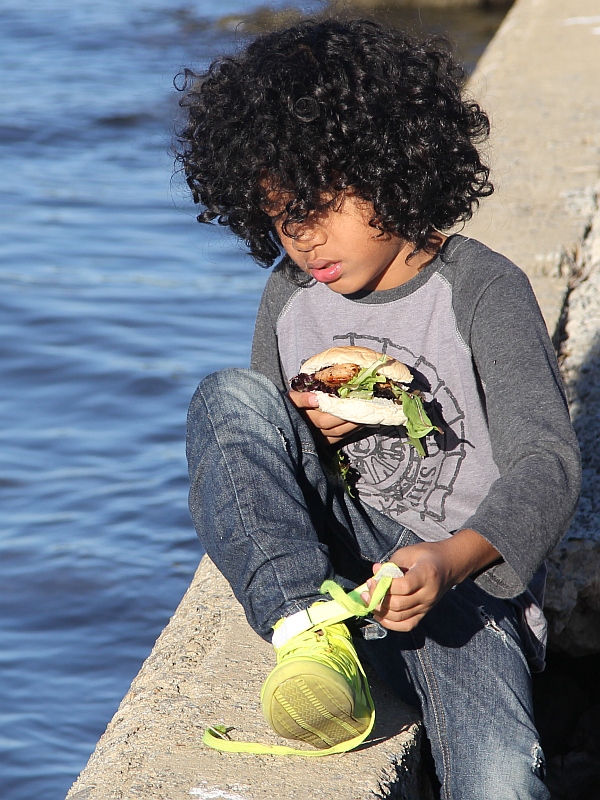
[
  {"x1": 359, "y1": 260, "x2": 580, "y2": 628},
  {"x1": 291, "y1": 388, "x2": 502, "y2": 627},
  {"x1": 361, "y1": 530, "x2": 501, "y2": 631}
]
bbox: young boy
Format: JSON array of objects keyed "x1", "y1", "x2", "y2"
[{"x1": 177, "y1": 18, "x2": 580, "y2": 799}]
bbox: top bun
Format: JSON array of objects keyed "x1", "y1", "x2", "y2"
[{"x1": 301, "y1": 345, "x2": 412, "y2": 385}]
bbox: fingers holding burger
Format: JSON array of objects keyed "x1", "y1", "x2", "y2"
[{"x1": 290, "y1": 345, "x2": 438, "y2": 455}]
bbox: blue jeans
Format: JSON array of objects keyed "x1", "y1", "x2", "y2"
[{"x1": 187, "y1": 369, "x2": 549, "y2": 800}]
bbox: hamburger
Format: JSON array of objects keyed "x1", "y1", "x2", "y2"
[{"x1": 290, "y1": 345, "x2": 437, "y2": 455}]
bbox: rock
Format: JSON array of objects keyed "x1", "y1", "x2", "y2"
[
  {"x1": 532, "y1": 651, "x2": 600, "y2": 797},
  {"x1": 545, "y1": 194, "x2": 600, "y2": 655}
]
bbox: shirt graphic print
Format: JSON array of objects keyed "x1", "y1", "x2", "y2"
[{"x1": 336, "y1": 332, "x2": 467, "y2": 525}]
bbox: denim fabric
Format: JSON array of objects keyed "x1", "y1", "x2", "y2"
[
  {"x1": 187, "y1": 368, "x2": 405, "y2": 636},
  {"x1": 187, "y1": 369, "x2": 548, "y2": 800},
  {"x1": 356, "y1": 553, "x2": 548, "y2": 799}
]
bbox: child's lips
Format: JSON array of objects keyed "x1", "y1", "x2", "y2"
[{"x1": 307, "y1": 260, "x2": 342, "y2": 283}]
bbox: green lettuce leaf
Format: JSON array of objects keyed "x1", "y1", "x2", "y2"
[
  {"x1": 400, "y1": 391, "x2": 438, "y2": 457},
  {"x1": 332, "y1": 354, "x2": 439, "y2": 456},
  {"x1": 336, "y1": 388, "x2": 374, "y2": 400}
]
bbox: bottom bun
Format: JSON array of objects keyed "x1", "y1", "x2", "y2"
[{"x1": 314, "y1": 391, "x2": 408, "y2": 427}]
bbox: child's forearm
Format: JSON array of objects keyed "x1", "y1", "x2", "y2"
[{"x1": 436, "y1": 528, "x2": 502, "y2": 585}]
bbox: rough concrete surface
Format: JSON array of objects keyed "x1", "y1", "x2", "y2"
[
  {"x1": 464, "y1": 0, "x2": 600, "y2": 332},
  {"x1": 66, "y1": 557, "x2": 423, "y2": 800},
  {"x1": 545, "y1": 194, "x2": 600, "y2": 655}
]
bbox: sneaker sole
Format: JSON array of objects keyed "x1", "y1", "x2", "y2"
[{"x1": 261, "y1": 659, "x2": 371, "y2": 749}]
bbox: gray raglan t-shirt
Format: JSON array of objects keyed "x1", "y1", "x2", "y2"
[{"x1": 251, "y1": 235, "x2": 581, "y2": 663}]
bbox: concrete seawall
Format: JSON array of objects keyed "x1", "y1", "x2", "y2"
[
  {"x1": 66, "y1": 556, "x2": 424, "y2": 800},
  {"x1": 67, "y1": 1, "x2": 600, "y2": 797}
]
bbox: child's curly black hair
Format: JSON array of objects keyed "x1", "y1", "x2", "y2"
[{"x1": 175, "y1": 17, "x2": 493, "y2": 267}]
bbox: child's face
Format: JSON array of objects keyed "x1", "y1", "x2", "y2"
[{"x1": 268, "y1": 193, "x2": 422, "y2": 293}]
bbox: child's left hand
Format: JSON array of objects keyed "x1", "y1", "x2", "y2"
[{"x1": 361, "y1": 528, "x2": 501, "y2": 631}]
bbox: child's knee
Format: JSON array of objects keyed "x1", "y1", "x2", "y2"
[
  {"x1": 199, "y1": 366, "x2": 259, "y2": 397},
  {"x1": 194, "y1": 367, "x2": 280, "y2": 412}
]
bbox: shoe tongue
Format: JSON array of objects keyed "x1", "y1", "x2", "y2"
[{"x1": 278, "y1": 624, "x2": 349, "y2": 667}]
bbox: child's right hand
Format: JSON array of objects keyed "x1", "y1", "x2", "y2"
[
  {"x1": 288, "y1": 390, "x2": 363, "y2": 445},
  {"x1": 360, "y1": 529, "x2": 502, "y2": 631}
]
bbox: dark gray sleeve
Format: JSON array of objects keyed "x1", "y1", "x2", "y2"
[
  {"x1": 458, "y1": 265, "x2": 581, "y2": 597},
  {"x1": 250, "y1": 266, "x2": 298, "y2": 392}
]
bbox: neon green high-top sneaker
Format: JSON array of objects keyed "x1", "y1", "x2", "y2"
[
  {"x1": 260, "y1": 621, "x2": 372, "y2": 749},
  {"x1": 202, "y1": 563, "x2": 403, "y2": 756}
]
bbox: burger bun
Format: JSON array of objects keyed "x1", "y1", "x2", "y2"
[
  {"x1": 301, "y1": 345, "x2": 412, "y2": 385},
  {"x1": 298, "y1": 346, "x2": 412, "y2": 426},
  {"x1": 314, "y1": 391, "x2": 408, "y2": 427}
]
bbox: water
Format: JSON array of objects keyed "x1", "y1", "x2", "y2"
[{"x1": 0, "y1": 2, "x2": 508, "y2": 797}]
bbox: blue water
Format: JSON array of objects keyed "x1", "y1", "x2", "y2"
[{"x1": 0, "y1": 2, "x2": 505, "y2": 797}]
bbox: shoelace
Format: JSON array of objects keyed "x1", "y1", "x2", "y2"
[
  {"x1": 274, "y1": 625, "x2": 360, "y2": 686},
  {"x1": 202, "y1": 564, "x2": 401, "y2": 757}
]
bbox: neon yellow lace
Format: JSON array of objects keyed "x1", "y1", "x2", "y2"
[{"x1": 202, "y1": 566, "x2": 399, "y2": 757}]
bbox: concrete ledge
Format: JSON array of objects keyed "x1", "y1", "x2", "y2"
[
  {"x1": 464, "y1": 0, "x2": 600, "y2": 333},
  {"x1": 66, "y1": 556, "x2": 423, "y2": 800}
]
